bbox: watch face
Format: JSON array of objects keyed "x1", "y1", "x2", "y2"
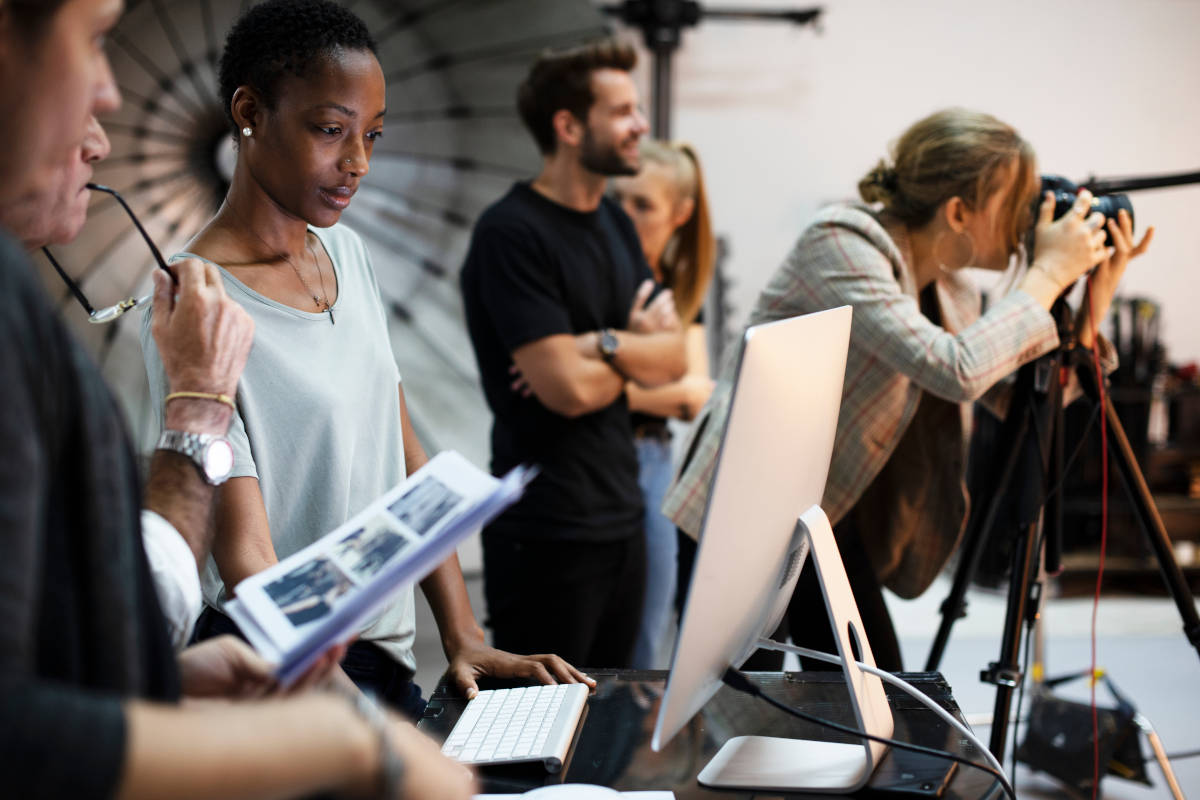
[
  {"x1": 204, "y1": 439, "x2": 234, "y2": 481},
  {"x1": 600, "y1": 330, "x2": 619, "y2": 357}
]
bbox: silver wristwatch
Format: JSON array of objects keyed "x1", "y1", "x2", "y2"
[{"x1": 156, "y1": 430, "x2": 234, "y2": 485}]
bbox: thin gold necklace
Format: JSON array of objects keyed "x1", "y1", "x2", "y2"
[{"x1": 246, "y1": 226, "x2": 334, "y2": 325}]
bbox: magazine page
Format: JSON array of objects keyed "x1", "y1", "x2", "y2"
[{"x1": 225, "y1": 451, "x2": 534, "y2": 683}]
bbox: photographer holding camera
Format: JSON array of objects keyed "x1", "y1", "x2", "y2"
[{"x1": 663, "y1": 108, "x2": 1153, "y2": 671}]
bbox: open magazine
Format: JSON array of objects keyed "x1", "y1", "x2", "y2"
[{"x1": 226, "y1": 450, "x2": 536, "y2": 686}]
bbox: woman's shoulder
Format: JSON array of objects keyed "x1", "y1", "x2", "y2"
[
  {"x1": 795, "y1": 202, "x2": 905, "y2": 268},
  {"x1": 806, "y1": 202, "x2": 893, "y2": 243}
]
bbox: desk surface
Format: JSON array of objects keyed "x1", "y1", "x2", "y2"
[{"x1": 418, "y1": 670, "x2": 1000, "y2": 799}]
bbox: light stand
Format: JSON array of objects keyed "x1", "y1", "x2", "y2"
[{"x1": 600, "y1": 0, "x2": 822, "y2": 137}]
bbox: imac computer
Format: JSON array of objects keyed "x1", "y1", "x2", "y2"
[{"x1": 651, "y1": 305, "x2": 895, "y2": 793}]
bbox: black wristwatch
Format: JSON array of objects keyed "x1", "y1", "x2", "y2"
[
  {"x1": 156, "y1": 430, "x2": 234, "y2": 485},
  {"x1": 598, "y1": 328, "x2": 619, "y2": 363}
]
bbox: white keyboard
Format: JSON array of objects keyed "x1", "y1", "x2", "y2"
[{"x1": 441, "y1": 683, "x2": 589, "y2": 772}]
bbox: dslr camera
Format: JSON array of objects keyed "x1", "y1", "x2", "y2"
[{"x1": 1037, "y1": 175, "x2": 1134, "y2": 246}]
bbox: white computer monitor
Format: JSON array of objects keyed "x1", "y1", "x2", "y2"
[{"x1": 651, "y1": 305, "x2": 894, "y2": 793}]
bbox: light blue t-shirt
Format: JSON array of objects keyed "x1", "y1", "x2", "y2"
[{"x1": 141, "y1": 223, "x2": 415, "y2": 671}]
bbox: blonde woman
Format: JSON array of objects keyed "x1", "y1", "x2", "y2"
[
  {"x1": 663, "y1": 109, "x2": 1152, "y2": 670},
  {"x1": 612, "y1": 140, "x2": 716, "y2": 668}
]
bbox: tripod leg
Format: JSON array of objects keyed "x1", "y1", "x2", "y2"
[
  {"x1": 926, "y1": 400, "x2": 1037, "y2": 672},
  {"x1": 986, "y1": 516, "x2": 1042, "y2": 760},
  {"x1": 925, "y1": 497, "x2": 1000, "y2": 672},
  {"x1": 1136, "y1": 714, "x2": 1187, "y2": 800},
  {"x1": 1100, "y1": 398, "x2": 1200, "y2": 657}
]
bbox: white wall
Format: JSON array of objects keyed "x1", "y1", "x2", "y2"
[{"x1": 614, "y1": 0, "x2": 1200, "y2": 364}]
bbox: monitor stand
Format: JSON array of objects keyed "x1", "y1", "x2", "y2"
[{"x1": 697, "y1": 504, "x2": 895, "y2": 793}]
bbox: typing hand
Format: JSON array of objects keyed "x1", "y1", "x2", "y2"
[{"x1": 445, "y1": 640, "x2": 595, "y2": 701}]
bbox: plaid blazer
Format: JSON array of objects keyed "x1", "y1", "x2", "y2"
[{"x1": 662, "y1": 204, "x2": 1062, "y2": 598}]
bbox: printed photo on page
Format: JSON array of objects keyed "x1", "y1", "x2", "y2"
[
  {"x1": 387, "y1": 475, "x2": 464, "y2": 536},
  {"x1": 225, "y1": 451, "x2": 533, "y2": 664}
]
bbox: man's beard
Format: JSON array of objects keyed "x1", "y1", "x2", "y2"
[{"x1": 580, "y1": 128, "x2": 639, "y2": 177}]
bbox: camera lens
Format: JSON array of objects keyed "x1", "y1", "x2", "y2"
[
  {"x1": 1050, "y1": 192, "x2": 1135, "y2": 246},
  {"x1": 1037, "y1": 176, "x2": 1135, "y2": 247}
]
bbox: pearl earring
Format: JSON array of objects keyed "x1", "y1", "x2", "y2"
[{"x1": 242, "y1": 127, "x2": 253, "y2": 138}]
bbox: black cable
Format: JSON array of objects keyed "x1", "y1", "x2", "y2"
[
  {"x1": 1043, "y1": 401, "x2": 1103, "y2": 504},
  {"x1": 1021, "y1": 375, "x2": 1103, "y2": 507},
  {"x1": 1148, "y1": 748, "x2": 1200, "y2": 763},
  {"x1": 721, "y1": 668, "x2": 1017, "y2": 800}
]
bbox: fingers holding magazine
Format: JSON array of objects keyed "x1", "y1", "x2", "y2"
[
  {"x1": 288, "y1": 640, "x2": 352, "y2": 693},
  {"x1": 178, "y1": 636, "x2": 279, "y2": 699},
  {"x1": 177, "y1": 635, "x2": 353, "y2": 699},
  {"x1": 224, "y1": 452, "x2": 539, "y2": 687}
]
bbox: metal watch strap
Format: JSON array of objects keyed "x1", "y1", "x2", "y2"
[{"x1": 155, "y1": 430, "x2": 230, "y2": 485}]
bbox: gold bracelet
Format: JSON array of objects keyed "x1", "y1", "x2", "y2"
[{"x1": 165, "y1": 391, "x2": 235, "y2": 411}]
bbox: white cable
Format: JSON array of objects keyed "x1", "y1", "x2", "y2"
[{"x1": 756, "y1": 638, "x2": 1013, "y2": 795}]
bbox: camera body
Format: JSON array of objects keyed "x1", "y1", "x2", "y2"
[{"x1": 1038, "y1": 175, "x2": 1134, "y2": 246}]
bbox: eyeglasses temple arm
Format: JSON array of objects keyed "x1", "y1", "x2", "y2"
[
  {"x1": 41, "y1": 246, "x2": 96, "y2": 315},
  {"x1": 86, "y1": 182, "x2": 177, "y2": 283}
]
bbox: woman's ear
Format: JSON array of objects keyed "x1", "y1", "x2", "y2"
[
  {"x1": 670, "y1": 195, "x2": 695, "y2": 230},
  {"x1": 943, "y1": 196, "x2": 969, "y2": 234},
  {"x1": 230, "y1": 85, "x2": 263, "y2": 134}
]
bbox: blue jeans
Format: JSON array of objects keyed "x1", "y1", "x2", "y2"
[{"x1": 632, "y1": 435, "x2": 678, "y2": 668}]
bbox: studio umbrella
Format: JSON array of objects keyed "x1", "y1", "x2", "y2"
[{"x1": 38, "y1": 0, "x2": 610, "y2": 464}]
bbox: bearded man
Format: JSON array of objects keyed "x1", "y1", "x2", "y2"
[{"x1": 461, "y1": 40, "x2": 685, "y2": 668}]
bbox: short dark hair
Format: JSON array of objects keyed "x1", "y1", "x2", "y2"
[
  {"x1": 218, "y1": 0, "x2": 377, "y2": 139},
  {"x1": 6, "y1": 0, "x2": 72, "y2": 36},
  {"x1": 517, "y1": 39, "x2": 637, "y2": 155}
]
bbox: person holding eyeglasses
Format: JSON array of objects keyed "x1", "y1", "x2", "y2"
[
  {"x1": 2, "y1": 111, "x2": 216, "y2": 650},
  {"x1": 0, "y1": 1, "x2": 477, "y2": 798}
]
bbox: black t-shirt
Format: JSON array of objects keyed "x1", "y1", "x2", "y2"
[
  {"x1": 461, "y1": 182, "x2": 654, "y2": 542},
  {"x1": 0, "y1": 233, "x2": 179, "y2": 796}
]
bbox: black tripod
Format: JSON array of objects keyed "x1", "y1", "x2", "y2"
[{"x1": 923, "y1": 290, "x2": 1200, "y2": 761}]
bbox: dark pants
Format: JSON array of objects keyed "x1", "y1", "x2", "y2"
[
  {"x1": 674, "y1": 515, "x2": 903, "y2": 673},
  {"x1": 192, "y1": 606, "x2": 427, "y2": 721},
  {"x1": 674, "y1": 530, "x2": 787, "y2": 670},
  {"x1": 482, "y1": 531, "x2": 646, "y2": 669}
]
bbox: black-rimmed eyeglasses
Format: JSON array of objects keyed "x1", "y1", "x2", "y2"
[{"x1": 42, "y1": 182, "x2": 177, "y2": 324}]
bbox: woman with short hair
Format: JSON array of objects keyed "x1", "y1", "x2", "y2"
[{"x1": 0, "y1": 0, "x2": 474, "y2": 796}]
